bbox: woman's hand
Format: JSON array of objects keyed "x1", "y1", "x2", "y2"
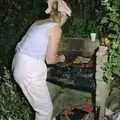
[
  {"x1": 56, "y1": 54, "x2": 66, "y2": 63},
  {"x1": 58, "y1": 54, "x2": 66, "y2": 62}
]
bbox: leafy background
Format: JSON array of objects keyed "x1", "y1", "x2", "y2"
[{"x1": 99, "y1": 0, "x2": 120, "y2": 88}]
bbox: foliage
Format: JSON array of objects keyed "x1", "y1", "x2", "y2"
[
  {"x1": 0, "y1": 0, "x2": 47, "y2": 66},
  {"x1": 63, "y1": 18, "x2": 97, "y2": 37},
  {"x1": 99, "y1": 0, "x2": 120, "y2": 88},
  {"x1": 0, "y1": 66, "x2": 33, "y2": 119}
]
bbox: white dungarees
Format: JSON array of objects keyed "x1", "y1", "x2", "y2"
[{"x1": 12, "y1": 23, "x2": 58, "y2": 120}]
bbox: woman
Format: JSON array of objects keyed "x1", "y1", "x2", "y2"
[{"x1": 12, "y1": 0, "x2": 71, "y2": 120}]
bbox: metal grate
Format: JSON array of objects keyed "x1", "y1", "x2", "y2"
[{"x1": 47, "y1": 52, "x2": 96, "y2": 93}]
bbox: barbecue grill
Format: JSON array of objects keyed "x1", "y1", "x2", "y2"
[
  {"x1": 46, "y1": 38, "x2": 99, "y2": 119},
  {"x1": 47, "y1": 52, "x2": 96, "y2": 92}
]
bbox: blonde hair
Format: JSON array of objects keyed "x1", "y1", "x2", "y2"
[
  {"x1": 45, "y1": 0, "x2": 71, "y2": 17},
  {"x1": 50, "y1": 1, "x2": 71, "y2": 25},
  {"x1": 33, "y1": 0, "x2": 71, "y2": 25},
  {"x1": 49, "y1": 1, "x2": 61, "y2": 22}
]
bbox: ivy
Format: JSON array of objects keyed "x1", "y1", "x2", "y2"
[{"x1": 100, "y1": 0, "x2": 120, "y2": 88}]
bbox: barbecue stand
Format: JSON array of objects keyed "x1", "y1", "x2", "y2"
[{"x1": 47, "y1": 38, "x2": 99, "y2": 119}]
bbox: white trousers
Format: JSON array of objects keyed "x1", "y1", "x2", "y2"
[{"x1": 12, "y1": 53, "x2": 53, "y2": 120}]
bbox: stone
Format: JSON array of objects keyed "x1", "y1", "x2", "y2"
[{"x1": 59, "y1": 37, "x2": 99, "y2": 57}]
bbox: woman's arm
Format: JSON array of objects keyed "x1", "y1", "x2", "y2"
[{"x1": 46, "y1": 25, "x2": 62, "y2": 64}]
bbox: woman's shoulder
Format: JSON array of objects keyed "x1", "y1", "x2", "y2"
[
  {"x1": 49, "y1": 24, "x2": 62, "y2": 37},
  {"x1": 49, "y1": 24, "x2": 61, "y2": 31}
]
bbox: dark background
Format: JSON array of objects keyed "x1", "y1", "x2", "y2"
[{"x1": 0, "y1": 0, "x2": 99, "y2": 66}]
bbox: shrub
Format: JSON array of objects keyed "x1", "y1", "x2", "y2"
[{"x1": 0, "y1": 66, "x2": 33, "y2": 120}]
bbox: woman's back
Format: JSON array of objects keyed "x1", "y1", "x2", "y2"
[{"x1": 16, "y1": 22, "x2": 59, "y2": 59}]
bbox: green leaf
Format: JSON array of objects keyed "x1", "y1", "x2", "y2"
[{"x1": 101, "y1": 17, "x2": 108, "y2": 24}]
